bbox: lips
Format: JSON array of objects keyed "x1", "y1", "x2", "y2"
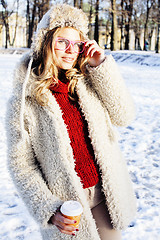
[{"x1": 62, "y1": 57, "x2": 75, "y2": 63}]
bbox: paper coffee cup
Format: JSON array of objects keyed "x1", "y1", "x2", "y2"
[{"x1": 60, "y1": 200, "x2": 83, "y2": 228}]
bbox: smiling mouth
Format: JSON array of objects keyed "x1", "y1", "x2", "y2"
[{"x1": 62, "y1": 57, "x2": 75, "y2": 63}]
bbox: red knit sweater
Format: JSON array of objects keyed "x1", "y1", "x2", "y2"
[{"x1": 50, "y1": 80, "x2": 100, "y2": 188}]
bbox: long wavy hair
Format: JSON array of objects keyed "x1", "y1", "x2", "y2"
[{"x1": 31, "y1": 27, "x2": 89, "y2": 106}]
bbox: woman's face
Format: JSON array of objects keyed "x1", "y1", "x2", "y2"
[{"x1": 53, "y1": 27, "x2": 82, "y2": 70}]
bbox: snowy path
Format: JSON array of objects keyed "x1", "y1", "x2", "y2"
[{"x1": 0, "y1": 51, "x2": 160, "y2": 240}]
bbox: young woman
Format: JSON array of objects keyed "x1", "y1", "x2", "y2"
[{"x1": 6, "y1": 4, "x2": 136, "y2": 240}]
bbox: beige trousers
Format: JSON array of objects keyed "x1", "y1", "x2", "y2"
[{"x1": 84, "y1": 182, "x2": 121, "y2": 240}]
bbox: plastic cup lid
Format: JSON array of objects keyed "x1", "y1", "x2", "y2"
[{"x1": 60, "y1": 200, "x2": 83, "y2": 216}]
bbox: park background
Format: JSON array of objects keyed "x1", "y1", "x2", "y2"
[{"x1": 0, "y1": 0, "x2": 160, "y2": 52}]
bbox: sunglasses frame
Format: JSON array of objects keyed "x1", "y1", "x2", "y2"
[{"x1": 55, "y1": 37, "x2": 86, "y2": 54}]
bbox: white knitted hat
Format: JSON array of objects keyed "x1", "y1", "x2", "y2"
[{"x1": 31, "y1": 4, "x2": 89, "y2": 57}]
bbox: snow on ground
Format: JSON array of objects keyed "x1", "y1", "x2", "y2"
[{"x1": 0, "y1": 50, "x2": 160, "y2": 240}]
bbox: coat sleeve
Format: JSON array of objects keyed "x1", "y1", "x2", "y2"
[
  {"x1": 86, "y1": 54, "x2": 135, "y2": 126},
  {"x1": 6, "y1": 60, "x2": 63, "y2": 228}
]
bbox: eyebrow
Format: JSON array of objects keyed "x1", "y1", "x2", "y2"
[{"x1": 57, "y1": 36, "x2": 82, "y2": 41}]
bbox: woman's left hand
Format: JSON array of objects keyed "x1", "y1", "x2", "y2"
[{"x1": 85, "y1": 40, "x2": 105, "y2": 67}]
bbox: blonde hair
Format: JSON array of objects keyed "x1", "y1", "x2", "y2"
[{"x1": 31, "y1": 27, "x2": 89, "y2": 106}]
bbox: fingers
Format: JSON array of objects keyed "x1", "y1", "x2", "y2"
[
  {"x1": 85, "y1": 40, "x2": 104, "y2": 58},
  {"x1": 84, "y1": 40, "x2": 105, "y2": 67},
  {"x1": 54, "y1": 212, "x2": 76, "y2": 225},
  {"x1": 56, "y1": 223, "x2": 77, "y2": 235},
  {"x1": 51, "y1": 212, "x2": 78, "y2": 235}
]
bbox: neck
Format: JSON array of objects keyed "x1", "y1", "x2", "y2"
[{"x1": 58, "y1": 69, "x2": 69, "y2": 83}]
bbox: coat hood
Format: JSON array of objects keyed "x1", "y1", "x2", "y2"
[{"x1": 31, "y1": 4, "x2": 89, "y2": 58}]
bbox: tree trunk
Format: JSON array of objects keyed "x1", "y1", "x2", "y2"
[
  {"x1": 80, "y1": 0, "x2": 83, "y2": 9},
  {"x1": 156, "y1": 26, "x2": 160, "y2": 53},
  {"x1": 124, "y1": 23, "x2": 130, "y2": 49},
  {"x1": 74, "y1": 0, "x2": 79, "y2": 8},
  {"x1": 1, "y1": 0, "x2": 10, "y2": 48},
  {"x1": 120, "y1": 0, "x2": 124, "y2": 50},
  {"x1": 88, "y1": 0, "x2": 93, "y2": 39},
  {"x1": 3, "y1": 16, "x2": 10, "y2": 48},
  {"x1": 111, "y1": 0, "x2": 118, "y2": 51},
  {"x1": 9, "y1": 0, "x2": 19, "y2": 46},
  {"x1": 105, "y1": 20, "x2": 110, "y2": 49},
  {"x1": 27, "y1": 0, "x2": 37, "y2": 48},
  {"x1": 143, "y1": 0, "x2": 153, "y2": 50},
  {"x1": 37, "y1": 0, "x2": 50, "y2": 22},
  {"x1": 148, "y1": 27, "x2": 154, "y2": 50},
  {"x1": 94, "y1": 0, "x2": 99, "y2": 44},
  {"x1": 5, "y1": 25, "x2": 8, "y2": 48},
  {"x1": 135, "y1": 35, "x2": 141, "y2": 50},
  {"x1": 156, "y1": 0, "x2": 160, "y2": 53},
  {"x1": 26, "y1": 0, "x2": 30, "y2": 48},
  {"x1": 124, "y1": 0, "x2": 133, "y2": 50}
]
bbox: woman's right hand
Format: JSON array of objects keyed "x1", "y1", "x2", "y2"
[{"x1": 50, "y1": 211, "x2": 79, "y2": 236}]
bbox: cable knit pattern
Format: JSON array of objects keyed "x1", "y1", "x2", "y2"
[{"x1": 50, "y1": 80, "x2": 100, "y2": 189}]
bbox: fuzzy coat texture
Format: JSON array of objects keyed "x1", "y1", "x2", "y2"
[{"x1": 6, "y1": 4, "x2": 137, "y2": 240}]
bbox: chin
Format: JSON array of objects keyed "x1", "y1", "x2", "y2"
[{"x1": 60, "y1": 64, "x2": 74, "y2": 70}]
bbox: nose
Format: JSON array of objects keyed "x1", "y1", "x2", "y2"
[{"x1": 66, "y1": 43, "x2": 74, "y2": 53}]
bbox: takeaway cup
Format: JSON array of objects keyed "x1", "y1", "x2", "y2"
[{"x1": 60, "y1": 200, "x2": 83, "y2": 228}]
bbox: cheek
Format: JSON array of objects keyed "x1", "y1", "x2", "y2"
[
  {"x1": 54, "y1": 50, "x2": 62, "y2": 59},
  {"x1": 73, "y1": 52, "x2": 79, "y2": 61}
]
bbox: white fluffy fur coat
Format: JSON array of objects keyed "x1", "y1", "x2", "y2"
[
  {"x1": 6, "y1": 53, "x2": 136, "y2": 240},
  {"x1": 6, "y1": 4, "x2": 136, "y2": 240}
]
